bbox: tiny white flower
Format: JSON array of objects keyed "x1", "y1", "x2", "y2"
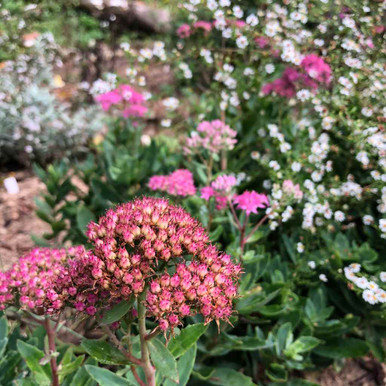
[
  {"x1": 291, "y1": 162, "x2": 301, "y2": 172},
  {"x1": 265, "y1": 64, "x2": 275, "y2": 74},
  {"x1": 236, "y1": 35, "x2": 248, "y2": 49},
  {"x1": 297, "y1": 242, "x2": 304, "y2": 253},
  {"x1": 348, "y1": 263, "x2": 361, "y2": 273},
  {"x1": 334, "y1": 211, "x2": 345, "y2": 222},
  {"x1": 232, "y1": 5, "x2": 243, "y2": 18},
  {"x1": 363, "y1": 215, "x2": 374, "y2": 225},
  {"x1": 363, "y1": 289, "x2": 377, "y2": 305},
  {"x1": 161, "y1": 119, "x2": 171, "y2": 127},
  {"x1": 246, "y1": 14, "x2": 259, "y2": 27},
  {"x1": 308, "y1": 261, "x2": 316, "y2": 269},
  {"x1": 319, "y1": 274, "x2": 328, "y2": 282},
  {"x1": 380, "y1": 272, "x2": 386, "y2": 282},
  {"x1": 140, "y1": 134, "x2": 151, "y2": 146},
  {"x1": 355, "y1": 277, "x2": 369, "y2": 289}
]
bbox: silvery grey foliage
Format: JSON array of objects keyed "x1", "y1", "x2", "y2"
[{"x1": 0, "y1": 33, "x2": 104, "y2": 166}]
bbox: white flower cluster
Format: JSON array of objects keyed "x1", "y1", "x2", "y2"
[{"x1": 344, "y1": 264, "x2": 386, "y2": 305}]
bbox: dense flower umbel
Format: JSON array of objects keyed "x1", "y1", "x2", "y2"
[
  {"x1": 0, "y1": 248, "x2": 67, "y2": 312},
  {"x1": 233, "y1": 191, "x2": 270, "y2": 216},
  {"x1": 146, "y1": 252, "x2": 240, "y2": 330},
  {"x1": 148, "y1": 169, "x2": 196, "y2": 197},
  {"x1": 95, "y1": 84, "x2": 147, "y2": 118},
  {"x1": 51, "y1": 198, "x2": 240, "y2": 329},
  {"x1": 44, "y1": 246, "x2": 109, "y2": 315},
  {"x1": 201, "y1": 174, "x2": 238, "y2": 210},
  {"x1": 185, "y1": 120, "x2": 237, "y2": 154}
]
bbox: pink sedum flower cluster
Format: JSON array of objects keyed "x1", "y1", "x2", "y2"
[
  {"x1": 45, "y1": 198, "x2": 240, "y2": 331},
  {"x1": 95, "y1": 84, "x2": 147, "y2": 118},
  {"x1": 148, "y1": 169, "x2": 196, "y2": 197},
  {"x1": 201, "y1": 174, "x2": 238, "y2": 210},
  {"x1": 262, "y1": 54, "x2": 331, "y2": 98},
  {"x1": 146, "y1": 248, "x2": 240, "y2": 330},
  {"x1": 0, "y1": 248, "x2": 67, "y2": 312},
  {"x1": 233, "y1": 191, "x2": 270, "y2": 216},
  {"x1": 185, "y1": 120, "x2": 237, "y2": 154},
  {"x1": 0, "y1": 199, "x2": 240, "y2": 331}
]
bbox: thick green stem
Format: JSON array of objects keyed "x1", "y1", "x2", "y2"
[{"x1": 138, "y1": 291, "x2": 156, "y2": 386}]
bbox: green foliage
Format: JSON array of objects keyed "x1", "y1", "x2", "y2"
[
  {"x1": 34, "y1": 120, "x2": 181, "y2": 243},
  {"x1": 148, "y1": 338, "x2": 179, "y2": 383},
  {"x1": 81, "y1": 339, "x2": 133, "y2": 366}
]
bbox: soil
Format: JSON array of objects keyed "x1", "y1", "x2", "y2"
[
  {"x1": 0, "y1": 170, "x2": 52, "y2": 271},
  {"x1": 306, "y1": 357, "x2": 386, "y2": 386}
]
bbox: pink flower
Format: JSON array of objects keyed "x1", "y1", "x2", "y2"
[
  {"x1": 211, "y1": 175, "x2": 237, "y2": 193},
  {"x1": 148, "y1": 169, "x2": 196, "y2": 197},
  {"x1": 95, "y1": 90, "x2": 122, "y2": 111},
  {"x1": 201, "y1": 175, "x2": 237, "y2": 210},
  {"x1": 193, "y1": 21, "x2": 212, "y2": 33},
  {"x1": 0, "y1": 248, "x2": 68, "y2": 312},
  {"x1": 177, "y1": 24, "x2": 191, "y2": 38},
  {"x1": 255, "y1": 36, "x2": 269, "y2": 48},
  {"x1": 95, "y1": 85, "x2": 147, "y2": 118},
  {"x1": 185, "y1": 120, "x2": 237, "y2": 154},
  {"x1": 201, "y1": 186, "x2": 215, "y2": 200},
  {"x1": 86, "y1": 197, "x2": 240, "y2": 331},
  {"x1": 233, "y1": 191, "x2": 269, "y2": 216},
  {"x1": 122, "y1": 105, "x2": 148, "y2": 118},
  {"x1": 262, "y1": 68, "x2": 300, "y2": 98},
  {"x1": 282, "y1": 180, "x2": 303, "y2": 200},
  {"x1": 300, "y1": 54, "x2": 331, "y2": 85}
]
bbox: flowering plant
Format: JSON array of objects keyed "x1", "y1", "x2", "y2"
[{"x1": 4, "y1": 0, "x2": 384, "y2": 384}]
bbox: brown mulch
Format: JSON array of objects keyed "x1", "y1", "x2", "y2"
[
  {"x1": 306, "y1": 357, "x2": 386, "y2": 386},
  {"x1": 0, "y1": 170, "x2": 52, "y2": 270}
]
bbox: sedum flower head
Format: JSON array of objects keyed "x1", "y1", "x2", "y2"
[
  {"x1": 185, "y1": 120, "x2": 237, "y2": 154},
  {"x1": 47, "y1": 197, "x2": 240, "y2": 331},
  {"x1": 0, "y1": 248, "x2": 67, "y2": 312},
  {"x1": 148, "y1": 169, "x2": 196, "y2": 197}
]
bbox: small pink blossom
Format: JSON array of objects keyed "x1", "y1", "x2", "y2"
[
  {"x1": 177, "y1": 24, "x2": 191, "y2": 38},
  {"x1": 282, "y1": 180, "x2": 303, "y2": 200},
  {"x1": 300, "y1": 54, "x2": 331, "y2": 85},
  {"x1": 233, "y1": 191, "x2": 269, "y2": 216},
  {"x1": 193, "y1": 21, "x2": 212, "y2": 33},
  {"x1": 148, "y1": 169, "x2": 196, "y2": 197},
  {"x1": 185, "y1": 120, "x2": 237, "y2": 154},
  {"x1": 95, "y1": 84, "x2": 147, "y2": 118}
]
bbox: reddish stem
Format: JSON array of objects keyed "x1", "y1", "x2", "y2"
[
  {"x1": 131, "y1": 365, "x2": 146, "y2": 386},
  {"x1": 44, "y1": 318, "x2": 59, "y2": 386}
]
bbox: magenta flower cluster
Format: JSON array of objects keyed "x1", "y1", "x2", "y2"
[
  {"x1": 200, "y1": 175, "x2": 269, "y2": 215},
  {"x1": 146, "y1": 247, "x2": 240, "y2": 330},
  {"x1": 0, "y1": 248, "x2": 67, "y2": 312},
  {"x1": 262, "y1": 54, "x2": 331, "y2": 98},
  {"x1": 148, "y1": 169, "x2": 196, "y2": 197},
  {"x1": 95, "y1": 84, "x2": 148, "y2": 118},
  {"x1": 233, "y1": 191, "x2": 270, "y2": 216},
  {"x1": 41, "y1": 198, "x2": 240, "y2": 330},
  {"x1": 201, "y1": 174, "x2": 238, "y2": 210},
  {"x1": 185, "y1": 120, "x2": 237, "y2": 154}
]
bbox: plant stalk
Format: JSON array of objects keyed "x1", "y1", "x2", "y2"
[
  {"x1": 44, "y1": 317, "x2": 59, "y2": 386},
  {"x1": 138, "y1": 291, "x2": 156, "y2": 386}
]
